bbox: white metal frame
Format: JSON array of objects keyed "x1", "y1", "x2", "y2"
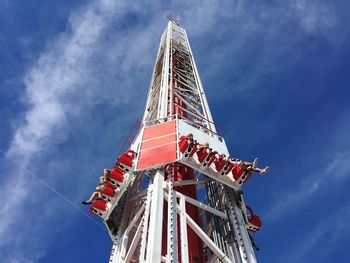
[{"x1": 106, "y1": 20, "x2": 259, "y2": 263}]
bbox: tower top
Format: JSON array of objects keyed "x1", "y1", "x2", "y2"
[{"x1": 166, "y1": 14, "x2": 180, "y2": 26}]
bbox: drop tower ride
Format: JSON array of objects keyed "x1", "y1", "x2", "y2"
[{"x1": 87, "y1": 19, "x2": 265, "y2": 263}]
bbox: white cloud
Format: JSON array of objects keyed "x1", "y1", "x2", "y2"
[
  {"x1": 264, "y1": 115, "x2": 350, "y2": 222},
  {"x1": 1, "y1": 0, "x2": 151, "y2": 261},
  {"x1": 287, "y1": 201, "x2": 350, "y2": 263},
  {"x1": 1, "y1": 0, "x2": 348, "y2": 262},
  {"x1": 294, "y1": 0, "x2": 337, "y2": 34}
]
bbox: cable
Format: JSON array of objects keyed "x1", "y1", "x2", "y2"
[{"x1": 1, "y1": 149, "x2": 107, "y2": 232}]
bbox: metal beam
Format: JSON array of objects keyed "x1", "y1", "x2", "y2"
[
  {"x1": 124, "y1": 220, "x2": 143, "y2": 262},
  {"x1": 139, "y1": 188, "x2": 152, "y2": 263},
  {"x1": 145, "y1": 170, "x2": 165, "y2": 263},
  {"x1": 179, "y1": 196, "x2": 189, "y2": 263},
  {"x1": 172, "y1": 178, "x2": 209, "y2": 187},
  {"x1": 167, "y1": 178, "x2": 178, "y2": 263},
  {"x1": 175, "y1": 191, "x2": 227, "y2": 219},
  {"x1": 175, "y1": 204, "x2": 232, "y2": 263}
]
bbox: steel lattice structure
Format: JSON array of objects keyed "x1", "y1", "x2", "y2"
[{"x1": 86, "y1": 19, "x2": 265, "y2": 263}]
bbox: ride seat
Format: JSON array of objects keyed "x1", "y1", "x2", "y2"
[
  {"x1": 108, "y1": 166, "x2": 125, "y2": 187},
  {"x1": 89, "y1": 199, "x2": 107, "y2": 217},
  {"x1": 179, "y1": 137, "x2": 197, "y2": 158},
  {"x1": 187, "y1": 143, "x2": 198, "y2": 158},
  {"x1": 220, "y1": 161, "x2": 236, "y2": 176},
  {"x1": 246, "y1": 206, "x2": 262, "y2": 232},
  {"x1": 197, "y1": 147, "x2": 210, "y2": 163},
  {"x1": 179, "y1": 135, "x2": 189, "y2": 153},
  {"x1": 117, "y1": 150, "x2": 135, "y2": 172},
  {"x1": 103, "y1": 182, "x2": 116, "y2": 197},
  {"x1": 236, "y1": 169, "x2": 253, "y2": 186},
  {"x1": 231, "y1": 165, "x2": 245, "y2": 180},
  {"x1": 101, "y1": 182, "x2": 117, "y2": 202},
  {"x1": 202, "y1": 152, "x2": 217, "y2": 169},
  {"x1": 214, "y1": 158, "x2": 227, "y2": 173},
  {"x1": 247, "y1": 215, "x2": 262, "y2": 232}
]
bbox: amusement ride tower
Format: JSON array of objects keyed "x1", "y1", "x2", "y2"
[{"x1": 86, "y1": 19, "x2": 266, "y2": 263}]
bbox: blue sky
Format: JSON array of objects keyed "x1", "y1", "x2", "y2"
[{"x1": 1, "y1": 0, "x2": 350, "y2": 262}]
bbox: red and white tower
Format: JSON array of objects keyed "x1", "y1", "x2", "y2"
[{"x1": 87, "y1": 19, "x2": 265, "y2": 263}]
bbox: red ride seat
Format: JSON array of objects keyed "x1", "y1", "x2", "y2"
[
  {"x1": 231, "y1": 165, "x2": 245, "y2": 180},
  {"x1": 107, "y1": 166, "x2": 126, "y2": 187},
  {"x1": 102, "y1": 182, "x2": 116, "y2": 197},
  {"x1": 90, "y1": 199, "x2": 107, "y2": 217},
  {"x1": 117, "y1": 150, "x2": 135, "y2": 171},
  {"x1": 202, "y1": 152, "x2": 217, "y2": 168},
  {"x1": 111, "y1": 166, "x2": 125, "y2": 182},
  {"x1": 187, "y1": 143, "x2": 198, "y2": 158},
  {"x1": 179, "y1": 136, "x2": 189, "y2": 153},
  {"x1": 220, "y1": 160, "x2": 236, "y2": 176},
  {"x1": 214, "y1": 157, "x2": 227, "y2": 173},
  {"x1": 246, "y1": 206, "x2": 262, "y2": 232},
  {"x1": 101, "y1": 182, "x2": 117, "y2": 202},
  {"x1": 180, "y1": 139, "x2": 197, "y2": 158},
  {"x1": 234, "y1": 167, "x2": 253, "y2": 186},
  {"x1": 108, "y1": 166, "x2": 125, "y2": 187},
  {"x1": 197, "y1": 147, "x2": 210, "y2": 163}
]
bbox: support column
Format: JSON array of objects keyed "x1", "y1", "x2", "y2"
[
  {"x1": 167, "y1": 173, "x2": 178, "y2": 263},
  {"x1": 179, "y1": 196, "x2": 189, "y2": 263},
  {"x1": 145, "y1": 170, "x2": 165, "y2": 263}
]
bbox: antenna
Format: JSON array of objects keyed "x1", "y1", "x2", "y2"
[{"x1": 167, "y1": 14, "x2": 180, "y2": 25}]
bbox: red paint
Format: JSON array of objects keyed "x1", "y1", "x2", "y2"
[
  {"x1": 138, "y1": 143, "x2": 177, "y2": 169},
  {"x1": 117, "y1": 150, "x2": 135, "y2": 168},
  {"x1": 188, "y1": 143, "x2": 198, "y2": 157},
  {"x1": 179, "y1": 136, "x2": 189, "y2": 153},
  {"x1": 143, "y1": 121, "x2": 176, "y2": 140},
  {"x1": 205, "y1": 153, "x2": 217, "y2": 167},
  {"x1": 197, "y1": 147, "x2": 210, "y2": 163},
  {"x1": 102, "y1": 183, "x2": 116, "y2": 197},
  {"x1": 138, "y1": 121, "x2": 177, "y2": 170},
  {"x1": 231, "y1": 165, "x2": 245, "y2": 180},
  {"x1": 91, "y1": 199, "x2": 107, "y2": 211},
  {"x1": 141, "y1": 134, "x2": 176, "y2": 150},
  {"x1": 110, "y1": 166, "x2": 125, "y2": 183},
  {"x1": 214, "y1": 157, "x2": 227, "y2": 172},
  {"x1": 246, "y1": 206, "x2": 262, "y2": 232}
]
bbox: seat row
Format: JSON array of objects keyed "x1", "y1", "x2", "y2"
[
  {"x1": 178, "y1": 135, "x2": 252, "y2": 186},
  {"x1": 89, "y1": 150, "x2": 136, "y2": 217},
  {"x1": 179, "y1": 135, "x2": 262, "y2": 232}
]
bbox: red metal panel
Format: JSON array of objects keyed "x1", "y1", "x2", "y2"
[
  {"x1": 138, "y1": 143, "x2": 177, "y2": 169},
  {"x1": 141, "y1": 134, "x2": 176, "y2": 150},
  {"x1": 137, "y1": 121, "x2": 177, "y2": 170},
  {"x1": 143, "y1": 120, "x2": 176, "y2": 140}
]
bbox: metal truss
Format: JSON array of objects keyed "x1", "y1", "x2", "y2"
[
  {"x1": 105, "y1": 20, "x2": 259, "y2": 263},
  {"x1": 109, "y1": 170, "x2": 257, "y2": 263},
  {"x1": 143, "y1": 21, "x2": 216, "y2": 133}
]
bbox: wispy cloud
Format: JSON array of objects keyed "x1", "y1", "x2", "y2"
[
  {"x1": 294, "y1": 0, "x2": 338, "y2": 36},
  {"x1": 1, "y1": 0, "x2": 349, "y2": 262},
  {"x1": 264, "y1": 114, "x2": 350, "y2": 222},
  {"x1": 0, "y1": 0, "x2": 151, "y2": 261},
  {"x1": 287, "y1": 200, "x2": 350, "y2": 263}
]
